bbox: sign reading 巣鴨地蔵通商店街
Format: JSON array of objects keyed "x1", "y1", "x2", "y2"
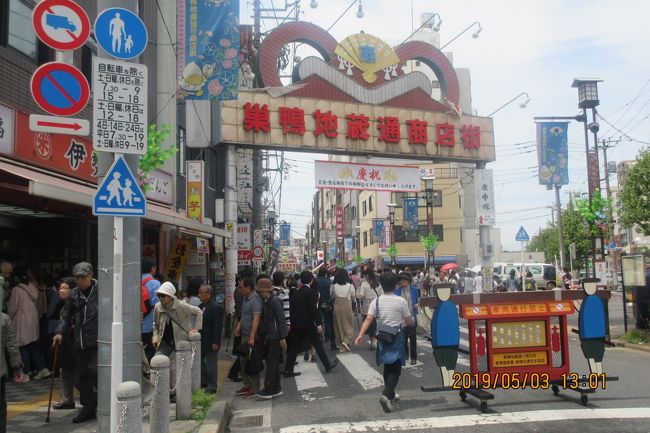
[
  {"x1": 313, "y1": 160, "x2": 421, "y2": 192},
  {"x1": 218, "y1": 91, "x2": 495, "y2": 163}
]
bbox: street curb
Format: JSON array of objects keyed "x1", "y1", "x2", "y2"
[
  {"x1": 612, "y1": 340, "x2": 650, "y2": 353},
  {"x1": 197, "y1": 400, "x2": 232, "y2": 433}
]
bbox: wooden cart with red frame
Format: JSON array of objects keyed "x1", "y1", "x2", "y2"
[{"x1": 420, "y1": 290, "x2": 615, "y2": 412}]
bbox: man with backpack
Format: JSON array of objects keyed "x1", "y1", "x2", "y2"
[{"x1": 141, "y1": 257, "x2": 161, "y2": 362}]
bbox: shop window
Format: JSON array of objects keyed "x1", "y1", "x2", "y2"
[
  {"x1": 81, "y1": 45, "x2": 96, "y2": 89},
  {"x1": 7, "y1": 0, "x2": 37, "y2": 59}
]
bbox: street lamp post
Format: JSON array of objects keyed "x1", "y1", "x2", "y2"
[
  {"x1": 440, "y1": 21, "x2": 482, "y2": 50},
  {"x1": 387, "y1": 203, "x2": 397, "y2": 268},
  {"x1": 423, "y1": 176, "x2": 436, "y2": 274},
  {"x1": 487, "y1": 92, "x2": 531, "y2": 117},
  {"x1": 572, "y1": 78, "x2": 604, "y2": 277}
]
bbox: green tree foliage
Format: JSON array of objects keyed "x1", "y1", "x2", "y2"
[
  {"x1": 387, "y1": 244, "x2": 399, "y2": 258},
  {"x1": 138, "y1": 124, "x2": 176, "y2": 192},
  {"x1": 527, "y1": 201, "x2": 591, "y2": 269},
  {"x1": 620, "y1": 149, "x2": 650, "y2": 235},
  {"x1": 419, "y1": 232, "x2": 439, "y2": 252}
]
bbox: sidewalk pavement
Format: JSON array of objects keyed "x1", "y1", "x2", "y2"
[{"x1": 6, "y1": 358, "x2": 234, "y2": 433}]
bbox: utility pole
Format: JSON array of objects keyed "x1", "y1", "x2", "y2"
[
  {"x1": 96, "y1": 1, "x2": 142, "y2": 432},
  {"x1": 555, "y1": 185, "x2": 565, "y2": 269},
  {"x1": 601, "y1": 138, "x2": 620, "y2": 289},
  {"x1": 252, "y1": 0, "x2": 264, "y2": 233}
]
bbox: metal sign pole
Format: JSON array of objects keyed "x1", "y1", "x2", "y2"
[{"x1": 110, "y1": 213, "x2": 123, "y2": 433}]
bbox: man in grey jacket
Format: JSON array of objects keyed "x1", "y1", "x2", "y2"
[
  {"x1": 1, "y1": 313, "x2": 24, "y2": 433},
  {"x1": 256, "y1": 278, "x2": 288, "y2": 399}
]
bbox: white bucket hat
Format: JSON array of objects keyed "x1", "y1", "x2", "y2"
[{"x1": 155, "y1": 281, "x2": 176, "y2": 299}]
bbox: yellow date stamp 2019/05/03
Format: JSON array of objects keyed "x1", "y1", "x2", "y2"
[{"x1": 451, "y1": 373, "x2": 607, "y2": 390}]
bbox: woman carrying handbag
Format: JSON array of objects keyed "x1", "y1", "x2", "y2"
[
  {"x1": 331, "y1": 269, "x2": 356, "y2": 353},
  {"x1": 355, "y1": 272, "x2": 413, "y2": 413}
]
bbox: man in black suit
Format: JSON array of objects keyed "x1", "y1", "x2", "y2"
[
  {"x1": 198, "y1": 284, "x2": 223, "y2": 393},
  {"x1": 283, "y1": 271, "x2": 338, "y2": 377}
]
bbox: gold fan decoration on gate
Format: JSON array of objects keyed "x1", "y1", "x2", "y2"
[{"x1": 334, "y1": 33, "x2": 400, "y2": 84}]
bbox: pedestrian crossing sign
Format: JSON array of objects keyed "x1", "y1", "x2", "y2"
[
  {"x1": 515, "y1": 226, "x2": 529, "y2": 242},
  {"x1": 93, "y1": 155, "x2": 146, "y2": 216}
]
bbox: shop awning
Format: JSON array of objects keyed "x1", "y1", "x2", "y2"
[{"x1": 0, "y1": 161, "x2": 230, "y2": 238}]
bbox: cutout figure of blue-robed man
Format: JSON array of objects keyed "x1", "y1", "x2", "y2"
[{"x1": 430, "y1": 284, "x2": 460, "y2": 387}]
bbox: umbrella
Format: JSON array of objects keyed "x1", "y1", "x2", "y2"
[
  {"x1": 470, "y1": 265, "x2": 482, "y2": 273},
  {"x1": 440, "y1": 263, "x2": 459, "y2": 272}
]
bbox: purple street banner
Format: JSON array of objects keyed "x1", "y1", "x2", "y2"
[
  {"x1": 536, "y1": 122, "x2": 569, "y2": 186},
  {"x1": 403, "y1": 197, "x2": 419, "y2": 232},
  {"x1": 177, "y1": 0, "x2": 240, "y2": 100}
]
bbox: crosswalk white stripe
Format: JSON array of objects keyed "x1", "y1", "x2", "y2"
[
  {"x1": 293, "y1": 359, "x2": 328, "y2": 392},
  {"x1": 336, "y1": 353, "x2": 384, "y2": 390},
  {"x1": 278, "y1": 407, "x2": 650, "y2": 433}
]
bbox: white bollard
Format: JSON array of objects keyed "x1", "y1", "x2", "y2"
[
  {"x1": 175, "y1": 341, "x2": 192, "y2": 420},
  {"x1": 150, "y1": 355, "x2": 170, "y2": 433},
  {"x1": 190, "y1": 332, "x2": 202, "y2": 393},
  {"x1": 116, "y1": 381, "x2": 142, "y2": 433}
]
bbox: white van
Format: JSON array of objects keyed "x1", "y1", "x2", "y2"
[{"x1": 493, "y1": 263, "x2": 558, "y2": 290}]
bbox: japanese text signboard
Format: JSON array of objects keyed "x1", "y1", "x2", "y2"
[
  {"x1": 186, "y1": 161, "x2": 204, "y2": 223},
  {"x1": 475, "y1": 168, "x2": 495, "y2": 226},
  {"x1": 15, "y1": 112, "x2": 96, "y2": 182},
  {"x1": 314, "y1": 160, "x2": 420, "y2": 192},
  {"x1": 219, "y1": 92, "x2": 494, "y2": 163},
  {"x1": 336, "y1": 207, "x2": 344, "y2": 240},
  {"x1": 237, "y1": 223, "x2": 251, "y2": 249},
  {"x1": 164, "y1": 238, "x2": 192, "y2": 283},
  {"x1": 0, "y1": 103, "x2": 15, "y2": 155},
  {"x1": 92, "y1": 58, "x2": 148, "y2": 154}
]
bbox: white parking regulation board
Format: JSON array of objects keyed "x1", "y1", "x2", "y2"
[
  {"x1": 93, "y1": 57, "x2": 147, "y2": 154},
  {"x1": 29, "y1": 114, "x2": 89, "y2": 136}
]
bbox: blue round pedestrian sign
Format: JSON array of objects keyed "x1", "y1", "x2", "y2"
[{"x1": 94, "y1": 8, "x2": 148, "y2": 59}]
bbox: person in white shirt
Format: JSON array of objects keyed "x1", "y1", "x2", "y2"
[
  {"x1": 357, "y1": 270, "x2": 383, "y2": 349},
  {"x1": 473, "y1": 272, "x2": 484, "y2": 293},
  {"x1": 355, "y1": 272, "x2": 413, "y2": 413}
]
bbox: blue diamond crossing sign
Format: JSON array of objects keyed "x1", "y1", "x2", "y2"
[
  {"x1": 93, "y1": 155, "x2": 146, "y2": 216},
  {"x1": 515, "y1": 226, "x2": 529, "y2": 242},
  {"x1": 94, "y1": 8, "x2": 148, "y2": 59}
]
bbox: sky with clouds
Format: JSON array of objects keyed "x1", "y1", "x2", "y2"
[{"x1": 240, "y1": 0, "x2": 650, "y2": 250}]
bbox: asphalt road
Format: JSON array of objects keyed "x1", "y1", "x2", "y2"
[{"x1": 226, "y1": 291, "x2": 650, "y2": 433}]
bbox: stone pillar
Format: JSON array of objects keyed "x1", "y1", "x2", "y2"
[
  {"x1": 189, "y1": 332, "x2": 202, "y2": 393},
  {"x1": 115, "y1": 381, "x2": 142, "y2": 433},
  {"x1": 175, "y1": 341, "x2": 192, "y2": 419},
  {"x1": 150, "y1": 355, "x2": 170, "y2": 433}
]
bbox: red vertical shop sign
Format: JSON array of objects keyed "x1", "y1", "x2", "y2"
[
  {"x1": 14, "y1": 112, "x2": 96, "y2": 182},
  {"x1": 336, "y1": 206, "x2": 344, "y2": 240},
  {"x1": 587, "y1": 150, "x2": 600, "y2": 196}
]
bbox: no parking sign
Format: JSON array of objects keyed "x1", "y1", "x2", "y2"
[{"x1": 30, "y1": 62, "x2": 89, "y2": 116}]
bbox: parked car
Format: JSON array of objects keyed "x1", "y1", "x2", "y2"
[{"x1": 493, "y1": 262, "x2": 557, "y2": 290}]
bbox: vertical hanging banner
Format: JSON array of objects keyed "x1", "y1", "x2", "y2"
[
  {"x1": 373, "y1": 219, "x2": 386, "y2": 248},
  {"x1": 177, "y1": 0, "x2": 240, "y2": 100},
  {"x1": 164, "y1": 238, "x2": 192, "y2": 282},
  {"x1": 475, "y1": 169, "x2": 495, "y2": 226},
  {"x1": 279, "y1": 224, "x2": 291, "y2": 247},
  {"x1": 587, "y1": 150, "x2": 601, "y2": 196},
  {"x1": 336, "y1": 207, "x2": 344, "y2": 240},
  {"x1": 536, "y1": 122, "x2": 569, "y2": 187},
  {"x1": 186, "y1": 161, "x2": 204, "y2": 222},
  {"x1": 403, "y1": 198, "x2": 419, "y2": 232}
]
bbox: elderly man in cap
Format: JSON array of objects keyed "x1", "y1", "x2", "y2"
[
  {"x1": 394, "y1": 272, "x2": 420, "y2": 365},
  {"x1": 53, "y1": 262, "x2": 99, "y2": 423}
]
